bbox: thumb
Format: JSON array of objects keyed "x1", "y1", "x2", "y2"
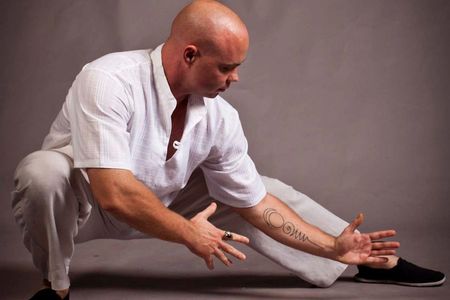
[
  {"x1": 347, "y1": 212, "x2": 364, "y2": 232},
  {"x1": 200, "y1": 202, "x2": 217, "y2": 219}
]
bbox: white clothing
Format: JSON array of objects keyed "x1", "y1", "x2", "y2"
[
  {"x1": 12, "y1": 44, "x2": 349, "y2": 291},
  {"x1": 12, "y1": 150, "x2": 348, "y2": 290},
  {"x1": 41, "y1": 44, "x2": 266, "y2": 208}
]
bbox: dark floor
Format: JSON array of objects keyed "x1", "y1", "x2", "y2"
[{"x1": 1, "y1": 222, "x2": 449, "y2": 300}]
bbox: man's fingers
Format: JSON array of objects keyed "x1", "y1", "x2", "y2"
[
  {"x1": 371, "y1": 241, "x2": 400, "y2": 250},
  {"x1": 364, "y1": 256, "x2": 389, "y2": 265},
  {"x1": 347, "y1": 213, "x2": 364, "y2": 232},
  {"x1": 214, "y1": 248, "x2": 232, "y2": 267},
  {"x1": 219, "y1": 241, "x2": 247, "y2": 261},
  {"x1": 368, "y1": 230, "x2": 396, "y2": 240},
  {"x1": 199, "y1": 202, "x2": 217, "y2": 219},
  {"x1": 221, "y1": 231, "x2": 250, "y2": 244},
  {"x1": 370, "y1": 249, "x2": 396, "y2": 256},
  {"x1": 205, "y1": 256, "x2": 214, "y2": 270}
]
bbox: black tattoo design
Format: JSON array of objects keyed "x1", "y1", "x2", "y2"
[{"x1": 263, "y1": 208, "x2": 321, "y2": 248}]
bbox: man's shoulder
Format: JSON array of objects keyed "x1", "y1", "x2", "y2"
[
  {"x1": 204, "y1": 95, "x2": 240, "y2": 122},
  {"x1": 205, "y1": 95, "x2": 237, "y2": 112},
  {"x1": 83, "y1": 49, "x2": 152, "y2": 75}
]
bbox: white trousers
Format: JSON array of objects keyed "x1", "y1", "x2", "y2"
[{"x1": 11, "y1": 150, "x2": 349, "y2": 291}]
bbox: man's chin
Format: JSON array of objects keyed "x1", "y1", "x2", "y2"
[{"x1": 204, "y1": 92, "x2": 220, "y2": 99}]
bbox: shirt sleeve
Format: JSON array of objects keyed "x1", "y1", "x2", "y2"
[
  {"x1": 68, "y1": 67, "x2": 133, "y2": 170},
  {"x1": 200, "y1": 110, "x2": 266, "y2": 208}
]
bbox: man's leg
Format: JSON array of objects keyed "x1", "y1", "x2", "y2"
[
  {"x1": 170, "y1": 169, "x2": 348, "y2": 287},
  {"x1": 12, "y1": 149, "x2": 152, "y2": 299},
  {"x1": 11, "y1": 150, "x2": 90, "y2": 298},
  {"x1": 243, "y1": 175, "x2": 349, "y2": 287},
  {"x1": 173, "y1": 169, "x2": 445, "y2": 287},
  {"x1": 12, "y1": 149, "x2": 152, "y2": 296},
  {"x1": 260, "y1": 178, "x2": 445, "y2": 287}
]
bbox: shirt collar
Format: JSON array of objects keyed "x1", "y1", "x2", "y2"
[
  {"x1": 150, "y1": 44, "x2": 177, "y2": 115},
  {"x1": 150, "y1": 44, "x2": 207, "y2": 134}
]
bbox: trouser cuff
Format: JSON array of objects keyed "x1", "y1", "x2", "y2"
[{"x1": 48, "y1": 269, "x2": 70, "y2": 291}]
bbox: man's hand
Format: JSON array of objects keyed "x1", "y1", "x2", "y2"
[
  {"x1": 186, "y1": 202, "x2": 249, "y2": 270},
  {"x1": 87, "y1": 168, "x2": 248, "y2": 270},
  {"x1": 234, "y1": 193, "x2": 401, "y2": 265},
  {"x1": 335, "y1": 213, "x2": 400, "y2": 265}
]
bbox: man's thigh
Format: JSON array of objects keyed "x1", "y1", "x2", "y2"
[{"x1": 170, "y1": 169, "x2": 348, "y2": 235}]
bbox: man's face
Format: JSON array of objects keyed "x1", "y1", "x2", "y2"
[{"x1": 187, "y1": 37, "x2": 248, "y2": 98}]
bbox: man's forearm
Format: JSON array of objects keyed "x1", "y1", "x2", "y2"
[
  {"x1": 233, "y1": 193, "x2": 338, "y2": 261},
  {"x1": 87, "y1": 168, "x2": 195, "y2": 245},
  {"x1": 87, "y1": 168, "x2": 251, "y2": 269}
]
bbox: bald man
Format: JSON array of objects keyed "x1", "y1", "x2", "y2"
[{"x1": 12, "y1": 1, "x2": 445, "y2": 299}]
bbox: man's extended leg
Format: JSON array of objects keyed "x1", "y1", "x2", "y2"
[
  {"x1": 171, "y1": 169, "x2": 445, "y2": 288},
  {"x1": 170, "y1": 170, "x2": 348, "y2": 287}
]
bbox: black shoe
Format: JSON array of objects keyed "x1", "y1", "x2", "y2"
[
  {"x1": 29, "y1": 288, "x2": 70, "y2": 300},
  {"x1": 354, "y1": 257, "x2": 446, "y2": 287}
]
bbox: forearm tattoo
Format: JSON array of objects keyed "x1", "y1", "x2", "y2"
[{"x1": 263, "y1": 208, "x2": 321, "y2": 248}]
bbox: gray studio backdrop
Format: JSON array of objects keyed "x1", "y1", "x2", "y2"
[{"x1": 1, "y1": 0, "x2": 449, "y2": 264}]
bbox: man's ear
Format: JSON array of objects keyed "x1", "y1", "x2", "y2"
[{"x1": 184, "y1": 45, "x2": 198, "y2": 64}]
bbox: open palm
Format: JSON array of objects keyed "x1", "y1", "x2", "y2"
[{"x1": 335, "y1": 213, "x2": 400, "y2": 265}]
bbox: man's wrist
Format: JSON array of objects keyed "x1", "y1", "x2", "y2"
[
  {"x1": 304, "y1": 233, "x2": 340, "y2": 261},
  {"x1": 323, "y1": 236, "x2": 341, "y2": 261},
  {"x1": 330, "y1": 236, "x2": 342, "y2": 262},
  {"x1": 178, "y1": 220, "x2": 198, "y2": 249}
]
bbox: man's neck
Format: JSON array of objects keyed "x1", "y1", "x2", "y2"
[{"x1": 161, "y1": 43, "x2": 189, "y2": 103}]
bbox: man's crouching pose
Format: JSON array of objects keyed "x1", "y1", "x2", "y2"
[{"x1": 12, "y1": 1, "x2": 445, "y2": 299}]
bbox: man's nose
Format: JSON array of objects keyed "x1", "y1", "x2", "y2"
[{"x1": 228, "y1": 69, "x2": 239, "y2": 82}]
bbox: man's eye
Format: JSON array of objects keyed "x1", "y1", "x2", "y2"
[{"x1": 220, "y1": 66, "x2": 231, "y2": 73}]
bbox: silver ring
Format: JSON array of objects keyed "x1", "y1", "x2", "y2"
[{"x1": 223, "y1": 231, "x2": 233, "y2": 240}]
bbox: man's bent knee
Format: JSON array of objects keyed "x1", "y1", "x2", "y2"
[{"x1": 13, "y1": 150, "x2": 74, "y2": 208}]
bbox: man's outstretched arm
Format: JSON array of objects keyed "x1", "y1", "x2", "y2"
[
  {"x1": 87, "y1": 168, "x2": 248, "y2": 269},
  {"x1": 233, "y1": 193, "x2": 400, "y2": 265}
]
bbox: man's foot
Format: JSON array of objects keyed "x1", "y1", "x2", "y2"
[
  {"x1": 354, "y1": 257, "x2": 446, "y2": 287},
  {"x1": 29, "y1": 287, "x2": 70, "y2": 299}
]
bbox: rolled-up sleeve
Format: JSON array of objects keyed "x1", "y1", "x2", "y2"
[
  {"x1": 200, "y1": 110, "x2": 266, "y2": 208},
  {"x1": 68, "y1": 67, "x2": 133, "y2": 170}
]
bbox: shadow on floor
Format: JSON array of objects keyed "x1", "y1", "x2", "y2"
[
  {"x1": 72, "y1": 271, "x2": 313, "y2": 289},
  {"x1": 1, "y1": 264, "x2": 357, "y2": 299},
  {"x1": 71, "y1": 272, "x2": 355, "y2": 299}
]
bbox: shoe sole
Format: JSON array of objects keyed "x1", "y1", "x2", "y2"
[{"x1": 354, "y1": 275, "x2": 446, "y2": 287}]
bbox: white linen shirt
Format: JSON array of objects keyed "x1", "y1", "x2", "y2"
[{"x1": 41, "y1": 44, "x2": 266, "y2": 208}]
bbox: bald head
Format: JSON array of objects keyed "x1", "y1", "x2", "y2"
[
  {"x1": 167, "y1": 0, "x2": 248, "y2": 55},
  {"x1": 162, "y1": 1, "x2": 249, "y2": 101}
]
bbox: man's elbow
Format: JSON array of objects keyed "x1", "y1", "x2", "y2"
[
  {"x1": 86, "y1": 168, "x2": 133, "y2": 213},
  {"x1": 232, "y1": 193, "x2": 269, "y2": 218},
  {"x1": 92, "y1": 192, "x2": 122, "y2": 213}
]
